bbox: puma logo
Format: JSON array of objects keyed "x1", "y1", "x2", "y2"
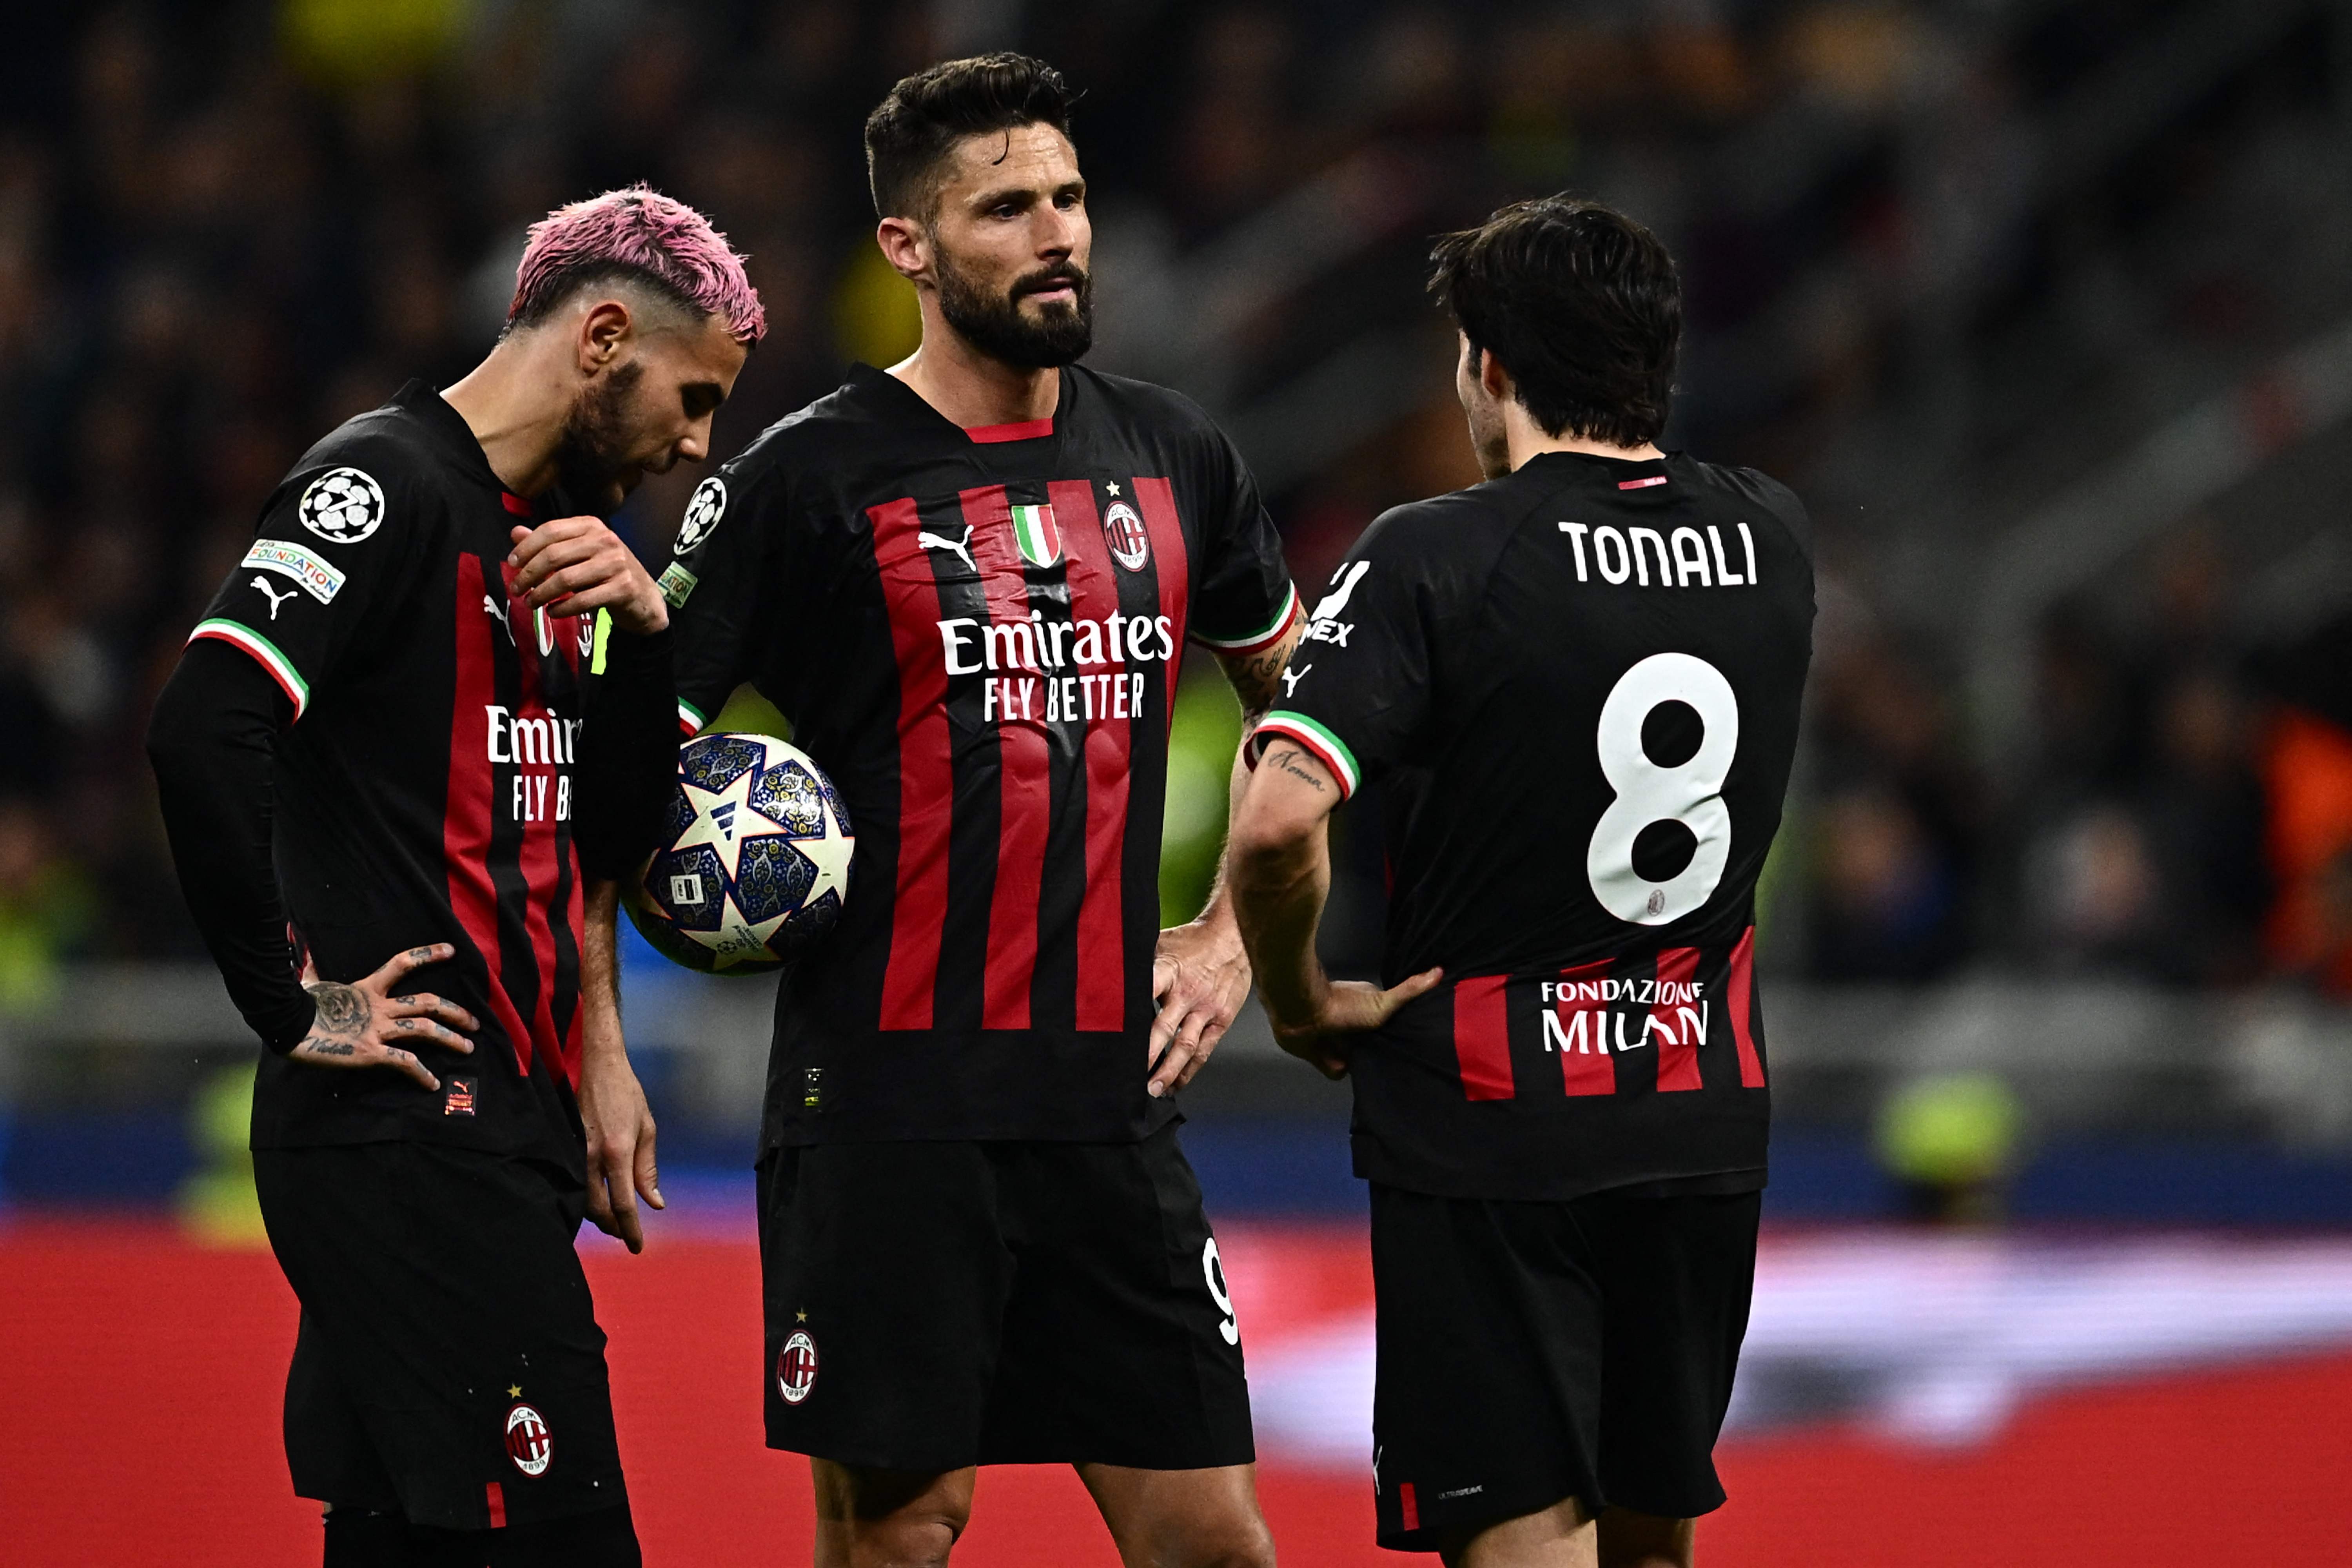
[
  {"x1": 483, "y1": 593, "x2": 516, "y2": 645},
  {"x1": 1281, "y1": 664, "x2": 1310, "y2": 696},
  {"x1": 1310, "y1": 561, "x2": 1371, "y2": 623},
  {"x1": 250, "y1": 577, "x2": 297, "y2": 619},
  {"x1": 918, "y1": 525, "x2": 976, "y2": 573}
]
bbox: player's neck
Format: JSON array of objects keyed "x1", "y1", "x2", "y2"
[
  {"x1": 887, "y1": 319, "x2": 1061, "y2": 432},
  {"x1": 441, "y1": 341, "x2": 570, "y2": 499},
  {"x1": 1503, "y1": 406, "x2": 1664, "y2": 472}
]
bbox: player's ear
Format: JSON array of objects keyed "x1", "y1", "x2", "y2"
[
  {"x1": 875, "y1": 217, "x2": 931, "y2": 285},
  {"x1": 578, "y1": 297, "x2": 633, "y2": 371},
  {"x1": 1477, "y1": 345, "x2": 1511, "y2": 403}
]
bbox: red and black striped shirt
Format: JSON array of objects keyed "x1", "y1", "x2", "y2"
[
  {"x1": 667, "y1": 365, "x2": 1298, "y2": 1145},
  {"x1": 163, "y1": 381, "x2": 675, "y2": 1167}
]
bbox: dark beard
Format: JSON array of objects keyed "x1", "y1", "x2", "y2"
[
  {"x1": 551, "y1": 360, "x2": 645, "y2": 511},
  {"x1": 935, "y1": 248, "x2": 1093, "y2": 369}
]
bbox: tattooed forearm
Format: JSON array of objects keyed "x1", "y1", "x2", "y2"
[
  {"x1": 305, "y1": 981, "x2": 371, "y2": 1036},
  {"x1": 1265, "y1": 746, "x2": 1329, "y2": 792},
  {"x1": 1234, "y1": 650, "x2": 1288, "y2": 717},
  {"x1": 1219, "y1": 621, "x2": 1307, "y2": 722}
]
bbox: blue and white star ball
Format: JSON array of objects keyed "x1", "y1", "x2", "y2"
[{"x1": 626, "y1": 733, "x2": 854, "y2": 973}]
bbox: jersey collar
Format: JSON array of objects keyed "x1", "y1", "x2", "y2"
[
  {"x1": 1519, "y1": 448, "x2": 1676, "y2": 493},
  {"x1": 392, "y1": 378, "x2": 512, "y2": 497},
  {"x1": 848, "y1": 362, "x2": 1066, "y2": 446}
]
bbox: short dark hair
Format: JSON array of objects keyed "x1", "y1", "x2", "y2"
[
  {"x1": 1428, "y1": 197, "x2": 1680, "y2": 448},
  {"x1": 865, "y1": 53, "x2": 1077, "y2": 223}
]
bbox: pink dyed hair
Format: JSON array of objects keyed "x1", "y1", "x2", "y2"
[{"x1": 509, "y1": 185, "x2": 766, "y2": 345}]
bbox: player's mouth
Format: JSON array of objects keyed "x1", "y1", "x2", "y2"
[{"x1": 1014, "y1": 269, "x2": 1084, "y2": 307}]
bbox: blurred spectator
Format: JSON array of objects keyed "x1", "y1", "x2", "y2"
[
  {"x1": 1810, "y1": 784, "x2": 1964, "y2": 982},
  {"x1": 0, "y1": 797, "x2": 93, "y2": 1011},
  {"x1": 2138, "y1": 669, "x2": 2270, "y2": 984},
  {"x1": 2020, "y1": 802, "x2": 2165, "y2": 976},
  {"x1": 1802, "y1": 608, "x2": 1980, "y2": 981}
]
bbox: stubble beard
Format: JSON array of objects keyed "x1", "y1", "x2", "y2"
[
  {"x1": 935, "y1": 243, "x2": 1094, "y2": 370},
  {"x1": 553, "y1": 360, "x2": 648, "y2": 511},
  {"x1": 1467, "y1": 397, "x2": 1511, "y2": 480}
]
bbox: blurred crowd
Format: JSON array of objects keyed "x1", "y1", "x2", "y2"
[
  {"x1": 1, "y1": 1, "x2": 2348, "y2": 1003},
  {"x1": 1801, "y1": 534, "x2": 2348, "y2": 992}
]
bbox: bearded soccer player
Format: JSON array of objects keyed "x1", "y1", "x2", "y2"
[
  {"x1": 1229, "y1": 199, "x2": 1815, "y2": 1567},
  {"x1": 146, "y1": 188, "x2": 762, "y2": 1566},
  {"x1": 648, "y1": 54, "x2": 1298, "y2": 1568}
]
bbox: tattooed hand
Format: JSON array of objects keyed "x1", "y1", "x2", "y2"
[{"x1": 291, "y1": 942, "x2": 480, "y2": 1091}]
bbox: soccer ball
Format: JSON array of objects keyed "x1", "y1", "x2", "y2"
[{"x1": 625, "y1": 733, "x2": 854, "y2": 973}]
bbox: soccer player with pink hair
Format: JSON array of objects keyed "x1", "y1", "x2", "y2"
[{"x1": 149, "y1": 186, "x2": 761, "y2": 1567}]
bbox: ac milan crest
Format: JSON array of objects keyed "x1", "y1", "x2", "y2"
[
  {"x1": 504, "y1": 1403, "x2": 552, "y2": 1476},
  {"x1": 1103, "y1": 500, "x2": 1150, "y2": 573},
  {"x1": 777, "y1": 1330, "x2": 819, "y2": 1405}
]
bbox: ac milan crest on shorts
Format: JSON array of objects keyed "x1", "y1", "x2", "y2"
[
  {"x1": 777, "y1": 1332, "x2": 819, "y2": 1405},
  {"x1": 506, "y1": 1403, "x2": 553, "y2": 1476}
]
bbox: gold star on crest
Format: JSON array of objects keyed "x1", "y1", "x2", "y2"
[
  {"x1": 795, "y1": 1310, "x2": 808, "y2": 1322},
  {"x1": 507, "y1": 1385, "x2": 523, "y2": 1399}
]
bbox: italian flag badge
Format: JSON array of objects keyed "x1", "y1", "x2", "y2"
[{"x1": 1010, "y1": 502, "x2": 1062, "y2": 568}]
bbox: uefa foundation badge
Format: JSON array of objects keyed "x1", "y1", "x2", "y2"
[
  {"x1": 505, "y1": 1400, "x2": 552, "y2": 1476},
  {"x1": 777, "y1": 1330, "x2": 819, "y2": 1405}
]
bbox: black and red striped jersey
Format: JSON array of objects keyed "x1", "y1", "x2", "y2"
[
  {"x1": 1251, "y1": 450, "x2": 1815, "y2": 1200},
  {"x1": 666, "y1": 364, "x2": 1299, "y2": 1145},
  {"x1": 185, "y1": 381, "x2": 670, "y2": 1167}
]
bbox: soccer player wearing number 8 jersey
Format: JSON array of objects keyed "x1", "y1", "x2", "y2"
[{"x1": 1229, "y1": 198, "x2": 1814, "y2": 1564}]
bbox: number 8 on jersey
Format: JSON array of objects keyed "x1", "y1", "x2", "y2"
[{"x1": 1587, "y1": 653, "x2": 1739, "y2": 927}]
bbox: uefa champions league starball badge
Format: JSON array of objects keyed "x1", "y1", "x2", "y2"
[
  {"x1": 297, "y1": 467, "x2": 387, "y2": 544},
  {"x1": 675, "y1": 477, "x2": 727, "y2": 555}
]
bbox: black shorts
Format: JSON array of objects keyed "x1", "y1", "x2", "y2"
[
  {"x1": 1370, "y1": 1183, "x2": 1760, "y2": 1551},
  {"x1": 254, "y1": 1143, "x2": 631, "y2": 1534},
  {"x1": 755, "y1": 1122, "x2": 1254, "y2": 1472}
]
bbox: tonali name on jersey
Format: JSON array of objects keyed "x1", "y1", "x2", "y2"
[
  {"x1": 666, "y1": 365, "x2": 1298, "y2": 1147},
  {"x1": 1255, "y1": 451, "x2": 1815, "y2": 1201},
  {"x1": 189, "y1": 381, "x2": 649, "y2": 1171}
]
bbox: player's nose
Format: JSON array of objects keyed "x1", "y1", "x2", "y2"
[{"x1": 1036, "y1": 210, "x2": 1076, "y2": 258}]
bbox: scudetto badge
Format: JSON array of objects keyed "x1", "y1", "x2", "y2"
[
  {"x1": 1102, "y1": 500, "x2": 1150, "y2": 573},
  {"x1": 777, "y1": 1330, "x2": 819, "y2": 1405},
  {"x1": 505, "y1": 1402, "x2": 552, "y2": 1476}
]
